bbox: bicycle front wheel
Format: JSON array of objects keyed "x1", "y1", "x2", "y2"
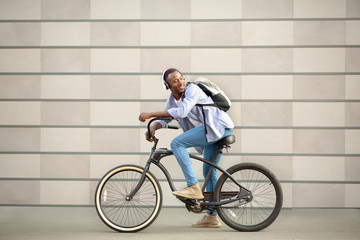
[
  {"x1": 214, "y1": 162, "x2": 283, "y2": 231},
  {"x1": 95, "y1": 165, "x2": 162, "y2": 232}
]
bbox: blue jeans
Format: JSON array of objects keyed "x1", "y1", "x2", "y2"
[{"x1": 170, "y1": 125, "x2": 233, "y2": 191}]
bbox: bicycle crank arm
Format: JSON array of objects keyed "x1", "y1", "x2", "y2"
[{"x1": 200, "y1": 195, "x2": 252, "y2": 207}]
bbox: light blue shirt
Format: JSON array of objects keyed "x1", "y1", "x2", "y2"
[{"x1": 157, "y1": 83, "x2": 234, "y2": 144}]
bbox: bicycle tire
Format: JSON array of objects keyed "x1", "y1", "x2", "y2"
[
  {"x1": 214, "y1": 162, "x2": 283, "y2": 231},
  {"x1": 95, "y1": 165, "x2": 162, "y2": 232}
]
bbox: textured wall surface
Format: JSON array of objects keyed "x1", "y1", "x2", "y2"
[{"x1": 0, "y1": 0, "x2": 359, "y2": 208}]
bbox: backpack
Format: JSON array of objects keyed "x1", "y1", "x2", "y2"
[{"x1": 191, "y1": 77, "x2": 231, "y2": 112}]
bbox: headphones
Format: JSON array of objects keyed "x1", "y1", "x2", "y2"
[{"x1": 162, "y1": 68, "x2": 185, "y2": 90}]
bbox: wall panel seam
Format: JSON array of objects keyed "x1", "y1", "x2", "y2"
[
  {"x1": 0, "y1": 72, "x2": 359, "y2": 75},
  {"x1": 0, "y1": 125, "x2": 359, "y2": 129},
  {"x1": 0, "y1": 99, "x2": 359, "y2": 102},
  {"x1": 0, "y1": 178, "x2": 359, "y2": 184},
  {"x1": 0, "y1": 18, "x2": 359, "y2": 22},
  {"x1": 1, "y1": 45, "x2": 359, "y2": 49},
  {"x1": 0, "y1": 151, "x2": 359, "y2": 157}
]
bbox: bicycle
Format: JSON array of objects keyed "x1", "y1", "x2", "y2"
[{"x1": 95, "y1": 117, "x2": 283, "y2": 232}]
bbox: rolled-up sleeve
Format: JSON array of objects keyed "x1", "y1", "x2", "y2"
[
  {"x1": 156, "y1": 119, "x2": 170, "y2": 128},
  {"x1": 167, "y1": 85, "x2": 200, "y2": 120}
]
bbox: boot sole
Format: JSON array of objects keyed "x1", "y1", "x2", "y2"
[
  {"x1": 172, "y1": 192, "x2": 204, "y2": 199},
  {"x1": 192, "y1": 224, "x2": 222, "y2": 228}
]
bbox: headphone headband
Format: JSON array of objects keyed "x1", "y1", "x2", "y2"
[{"x1": 161, "y1": 68, "x2": 184, "y2": 90}]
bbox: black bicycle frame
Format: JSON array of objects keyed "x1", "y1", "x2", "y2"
[{"x1": 127, "y1": 139, "x2": 252, "y2": 206}]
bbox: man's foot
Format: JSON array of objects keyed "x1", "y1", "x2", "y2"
[
  {"x1": 172, "y1": 183, "x2": 204, "y2": 199},
  {"x1": 192, "y1": 215, "x2": 222, "y2": 228}
]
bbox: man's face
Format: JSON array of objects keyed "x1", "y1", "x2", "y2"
[{"x1": 166, "y1": 71, "x2": 185, "y2": 95}]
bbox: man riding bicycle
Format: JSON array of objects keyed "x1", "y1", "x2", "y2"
[{"x1": 139, "y1": 68, "x2": 234, "y2": 228}]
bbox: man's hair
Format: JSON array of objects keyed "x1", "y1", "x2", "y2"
[{"x1": 163, "y1": 68, "x2": 181, "y2": 81}]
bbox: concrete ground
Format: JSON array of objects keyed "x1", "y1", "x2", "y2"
[{"x1": 0, "y1": 207, "x2": 359, "y2": 240}]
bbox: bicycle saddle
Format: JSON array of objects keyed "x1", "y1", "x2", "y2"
[{"x1": 216, "y1": 135, "x2": 236, "y2": 147}]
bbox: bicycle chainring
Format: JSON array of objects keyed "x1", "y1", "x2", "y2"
[{"x1": 186, "y1": 200, "x2": 205, "y2": 214}]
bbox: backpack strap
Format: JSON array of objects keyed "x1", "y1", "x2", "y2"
[{"x1": 196, "y1": 104, "x2": 216, "y2": 135}]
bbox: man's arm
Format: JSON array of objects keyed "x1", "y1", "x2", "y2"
[
  {"x1": 138, "y1": 111, "x2": 171, "y2": 122},
  {"x1": 139, "y1": 111, "x2": 172, "y2": 142}
]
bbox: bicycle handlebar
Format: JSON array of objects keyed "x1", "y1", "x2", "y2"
[{"x1": 147, "y1": 117, "x2": 179, "y2": 139}]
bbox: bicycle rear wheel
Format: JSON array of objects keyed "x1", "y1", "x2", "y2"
[
  {"x1": 95, "y1": 165, "x2": 162, "y2": 232},
  {"x1": 214, "y1": 162, "x2": 283, "y2": 231}
]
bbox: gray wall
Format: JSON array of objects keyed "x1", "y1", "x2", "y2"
[{"x1": 0, "y1": 0, "x2": 359, "y2": 208}]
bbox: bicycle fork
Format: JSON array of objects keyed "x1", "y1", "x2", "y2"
[{"x1": 125, "y1": 138, "x2": 159, "y2": 201}]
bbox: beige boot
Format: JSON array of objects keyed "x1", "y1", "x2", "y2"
[
  {"x1": 192, "y1": 215, "x2": 222, "y2": 228},
  {"x1": 172, "y1": 183, "x2": 204, "y2": 199}
]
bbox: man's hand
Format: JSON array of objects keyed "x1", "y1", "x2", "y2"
[
  {"x1": 145, "y1": 126, "x2": 156, "y2": 142},
  {"x1": 139, "y1": 112, "x2": 151, "y2": 122}
]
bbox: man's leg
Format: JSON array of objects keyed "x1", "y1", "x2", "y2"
[{"x1": 171, "y1": 125, "x2": 208, "y2": 199}]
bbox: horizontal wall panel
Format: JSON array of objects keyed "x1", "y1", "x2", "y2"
[
  {"x1": 41, "y1": 49, "x2": 90, "y2": 72},
  {"x1": 345, "y1": 157, "x2": 360, "y2": 181},
  {"x1": 242, "y1": 48, "x2": 293, "y2": 72},
  {"x1": 345, "y1": 130, "x2": 360, "y2": 154},
  {"x1": 345, "y1": 103, "x2": 360, "y2": 126},
  {"x1": 0, "y1": 128, "x2": 40, "y2": 151},
  {"x1": 141, "y1": 0, "x2": 190, "y2": 20},
  {"x1": 90, "y1": 102, "x2": 140, "y2": 125},
  {"x1": 0, "y1": 75, "x2": 40, "y2": 98},
  {"x1": 91, "y1": 49, "x2": 140, "y2": 72},
  {"x1": 41, "y1": 0, "x2": 90, "y2": 20},
  {"x1": 294, "y1": 21, "x2": 345, "y2": 45},
  {"x1": 40, "y1": 181, "x2": 90, "y2": 205},
  {"x1": 241, "y1": 75, "x2": 292, "y2": 99},
  {"x1": 294, "y1": 48, "x2": 345, "y2": 72},
  {"x1": 91, "y1": 0, "x2": 140, "y2": 19},
  {"x1": 293, "y1": 102, "x2": 345, "y2": 126},
  {"x1": 191, "y1": 49, "x2": 242, "y2": 72},
  {"x1": 192, "y1": 0, "x2": 242, "y2": 19},
  {"x1": 345, "y1": 184, "x2": 360, "y2": 207},
  {"x1": 41, "y1": 22, "x2": 90, "y2": 46},
  {"x1": 141, "y1": 49, "x2": 191, "y2": 72},
  {"x1": 0, "y1": 102, "x2": 40, "y2": 125},
  {"x1": 293, "y1": 156, "x2": 345, "y2": 181},
  {"x1": 293, "y1": 129, "x2": 345, "y2": 154},
  {"x1": 294, "y1": 0, "x2": 346, "y2": 18},
  {"x1": 192, "y1": 21, "x2": 242, "y2": 46},
  {"x1": 241, "y1": 129, "x2": 293, "y2": 153},
  {"x1": 0, "y1": 23, "x2": 40, "y2": 46},
  {"x1": 41, "y1": 75, "x2": 90, "y2": 99},
  {"x1": 346, "y1": 21, "x2": 360, "y2": 45},
  {"x1": 0, "y1": 180, "x2": 40, "y2": 204},
  {"x1": 41, "y1": 102, "x2": 90, "y2": 125},
  {"x1": 90, "y1": 155, "x2": 141, "y2": 178},
  {"x1": 0, "y1": 49, "x2": 40, "y2": 72},
  {"x1": 242, "y1": 21, "x2": 293, "y2": 45},
  {"x1": 293, "y1": 75, "x2": 345, "y2": 99},
  {"x1": 41, "y1": 154, "x2": 90, "y2": 178},
  {"x1": 242, "y1": 102, "x2": 292, "y2": 126},
  {"x1": 0, "y1": 154, "x2": 41, "y2": 178},
  {"x1": 91, "y1": 128, "x2": 140, "y2": 152},
  {"x1": 41, "y1": 128, "x2": 90, "y2": 152},
  {"x1": 91, "y1": 22, "x2": 140, "y2": 46},
  {"x1": 141, "y1": 22, "x2": 190, "y2": 46},
  {"x1": 91, "y1": 75, "x2": 140, "y2": 99},
  {"x1": 242, "y1": 0, "x2": 293, "y2": 19},
  {"x1": 0, "y1": 0, "x2": 41, "y2": 20},
  {"x1": 292, "y1": 183, "x2": 344, "y2": 207},
  {"x1": 346, "y1": 48, "x2": 360, "y2": 72}
]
